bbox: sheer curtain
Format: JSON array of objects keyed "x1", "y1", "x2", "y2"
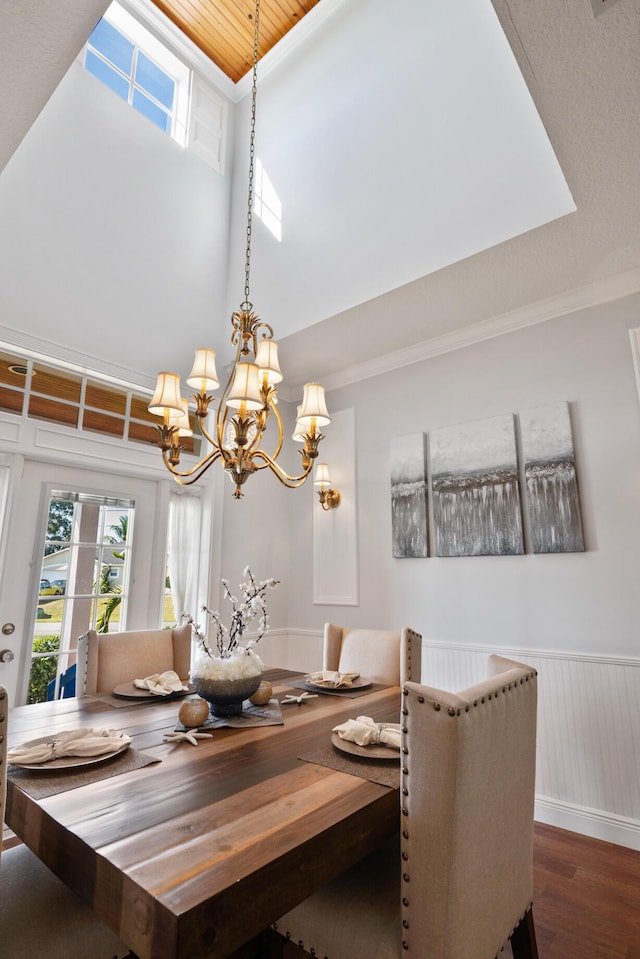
[{"x1": 168, "y1": 493, "x2": 202, "y2": 621}]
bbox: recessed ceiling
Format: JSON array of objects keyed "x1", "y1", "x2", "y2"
[{"x1": 150, "y1": 0, "x2": 321, "y2": 82}]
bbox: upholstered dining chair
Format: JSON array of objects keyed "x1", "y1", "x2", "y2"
[
  {"x1": 76, "y1": 623, "x2": 192, "y2": 695},
  {"x1": 322, "y1": 623, "x2": 422, "y2": 686},
  {"x1": 269, "y1": 654, "x2": 539, "y2": 959},
  {"x1": 0, "y1": 685, "x2": 133, "y2": 958}
]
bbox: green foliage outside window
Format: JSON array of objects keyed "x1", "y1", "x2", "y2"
[{"x1": 28, "y1": 635, "x2": 60, "y2": 704}]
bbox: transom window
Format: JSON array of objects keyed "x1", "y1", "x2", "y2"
[
  {"x1": 0, "y1": 349, "x2": 201, "y2": 456},
  {"x1": 84, "y1": 2, "x2": 191, "y2": 145}
]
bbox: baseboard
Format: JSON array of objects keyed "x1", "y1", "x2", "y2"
[{"x1": 535, "y1": 795, "x2": 640, "y2": 851}]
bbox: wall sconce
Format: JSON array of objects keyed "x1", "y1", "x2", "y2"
[{"x1": 314, "y1": 463, "x2": 341, "y2": 511}]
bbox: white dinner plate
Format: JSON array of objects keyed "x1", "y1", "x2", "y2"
[
  {"x1": 112, "y1": 681, "x2": 192, "y2": 699},
  {"x1": 304, "y1": 675, "x2": 373, "y2": 692},
  {"x1": 7, "y1": 734, "x2": 131, "y2": 771},
  {"x1": 331, "y1": 731, "x2": 400, "y2": 762}
]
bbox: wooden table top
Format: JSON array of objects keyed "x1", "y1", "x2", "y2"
[{"x1": 5, "y1": 669, "x2": 401, "y2": 959}]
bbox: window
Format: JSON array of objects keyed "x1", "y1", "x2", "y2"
[
  {"x1": 84, "y1": 2, "x2": 191, "y2": 145},
  {"x1": 0, "y1": 350, "x2": 201, "y2": 456}
]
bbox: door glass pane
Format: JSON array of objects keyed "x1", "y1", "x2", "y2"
[{"x1": 28, "y1": 490, "x2": 135, "y2": 703}]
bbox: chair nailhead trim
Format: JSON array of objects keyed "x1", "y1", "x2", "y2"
[
  {"x1": 403, "y1": 872, "x2": 410, "y2": 882},
  {"x1": 403, "y1": 920, "x2": 409, "y2": 929},
  {"x1": 402, "y1": 941, "x2": 409, "y2": 950}
]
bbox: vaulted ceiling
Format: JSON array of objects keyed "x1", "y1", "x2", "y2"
[{"x1": 1, "y1": 1, "x2": 639, "y2": 391}]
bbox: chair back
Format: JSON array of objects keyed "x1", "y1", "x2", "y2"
[
  {"x1": 323, "y1": 623, "x2": 421, "y2": 686},
  {"x1": 402, "y1": 654, "x2": 537, "y2": 959},
  {"x1": 0, "y1": 685, "x2": 6, "y2": 870},
  {"x1": 76, "y1": 624, "x2": 192, "y2": 694}
]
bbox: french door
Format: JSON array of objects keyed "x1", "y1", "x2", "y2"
[{"x1": 0, "y1": 459, "x2": 168, "y2": 705}]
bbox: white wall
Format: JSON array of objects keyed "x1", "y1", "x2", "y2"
[
  {"x1": 0, "y1": 60, "x2": 232, "y2": 385},
  {"x1": 286, "y1": 295, "x2": 640, "y2": 651}
]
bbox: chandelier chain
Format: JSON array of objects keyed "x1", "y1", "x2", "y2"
[{"x1": 244, "y1": 0, "x2": 261, "y2": 306}]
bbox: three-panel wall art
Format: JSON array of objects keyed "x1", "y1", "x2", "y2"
[{"x1": 390, "y1": 401, "x2": 585, "y2": 558}]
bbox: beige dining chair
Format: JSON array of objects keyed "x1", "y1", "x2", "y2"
[
  {"x1": 76, "y1": 623, "x2": 192, "y2": 695},
  {"x1": 0, "y1": 685, "x2": 134, "y2": 958},
  {"x1": 322, "y1": 623, "x2": 422, "y2": 686},
  {"x1": 269, "y1": 654, "x2": 539, "y2": 959}
]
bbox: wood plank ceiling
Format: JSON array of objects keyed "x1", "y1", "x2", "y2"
[{"x1": 150, "y1": 0, "x2": 321, "y2": 83}]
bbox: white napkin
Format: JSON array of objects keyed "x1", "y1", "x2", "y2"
[
  {"x1": 133, "y1": 670, "x2": 187, "y2": 695},
  {"x1": 7, "y1": 728, "x2": 132, "y2": 765},
  {"x1": 308, "y1": 670, "x2": 360, "y2": 688},
  {"x1": 333, "y1": 715, "x2": 401, "y2": 750}
]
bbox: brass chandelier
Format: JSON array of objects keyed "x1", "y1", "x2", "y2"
[{"x1": 148, "y1": 0, "x2": 330, "y2": 498}]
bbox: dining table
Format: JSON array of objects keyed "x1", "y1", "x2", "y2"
[{"x1": 4, "y1": 668, "x2": 401, "y2": 959}]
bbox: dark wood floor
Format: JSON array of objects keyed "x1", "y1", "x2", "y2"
[{"x1": 273, "y1": 823, "x2": 640, "y2": 959}]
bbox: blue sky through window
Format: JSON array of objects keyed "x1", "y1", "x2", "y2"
[
  {"x1": 85, "y1": 14, "x2": 177, "y2": 137},
  {"x1": 132, "y1": 90, "x2": 172, "y2": 133},
  {"x1": 89, "y1": 18, "x2": 133, "y2": 74},
  {"x1": 85, "y1": 49, "x2": 129, "y2": 102},
  {"x1": 136, "y1": 52, "x2": 175, "y2": 110}
]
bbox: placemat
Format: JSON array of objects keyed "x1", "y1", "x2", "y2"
[
  {"x1": 177, "y1": 698, "x2": 284, "y2": 731},
  {"x1": 7, "y1": 748, "x2": 161, "y2": 800},
  {"x1": 299, "y1": 742, "x2": 400, "y2": 789},
  {"x1": 286, "y1": 679, "x2": 390, "y2": 699}
]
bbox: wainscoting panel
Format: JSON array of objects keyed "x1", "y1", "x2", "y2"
[
  {"x1": 422, "y1": 642, "x2": 640, "y2": 849},
  {"x1": 259, "y1": 631, "x2": 640, "y2": 849}
]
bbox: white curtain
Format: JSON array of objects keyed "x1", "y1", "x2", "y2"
[{"x1": 168, "y1": 493, "x2": 202, "y2": 621}]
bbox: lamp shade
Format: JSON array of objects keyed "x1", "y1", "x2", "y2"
[
  {"x1": 226, "y1": 362, "x2": 263, "y2": 411},
  {"x1": 314, "y1": 463, "x2": 331, "y2": 488},
  {"x1": 297, "y1": 383, "x2": 330, "y2": 429},
  {"x1": 148, "y1": 372, "x2": 184, "y2": 415},
  {"x1": 255, "y1": 338, "x2": 283, "y2": 385},
  {"x1": 167, "y1": 398, "x2": 193, "y2": 436},
  {"x1": 186, "y1": 348, "x2": 220, "y2": 391}
]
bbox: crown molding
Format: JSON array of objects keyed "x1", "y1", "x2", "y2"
[
  {"x1": 320, "y1": 265, "x2": 640, "y2": 393},
  {"x1": 4, "y1": 265, "x2": 640, "y2": 403}
]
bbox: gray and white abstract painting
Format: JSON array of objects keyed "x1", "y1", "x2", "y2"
[
  {"x1": 520, "y1": 401, "x2": 585, "y2": 553},
  {"x1": 431, "y1": 414, "x2": 524, "y2": 556},
  {"x1": 391, "y1": 433, "x2": 428, "y2": 558}
]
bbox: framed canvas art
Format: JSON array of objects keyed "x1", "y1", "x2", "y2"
[
  {"x1": 519, "y1": 401, "x2": 585, "y2": 553},
  {"x1": 431, "y1": 413, "x2": 524, "y2": 556},
  {"x1": 390, "y1": 432, "x2": 428, "y2": 558}
]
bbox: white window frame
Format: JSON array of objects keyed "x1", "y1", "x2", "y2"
[{"x1": 89, "y1": 1, "x2": 192, "y2": 147}]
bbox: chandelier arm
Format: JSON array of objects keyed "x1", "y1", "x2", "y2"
[
  {"x1": 195, "y1": 410, "x2": 221, "y2": 451},
  {"x1": 161, "y1": 447, "x2": 223, "y2": 484},
  {"x1": 251, "y1": 449, "x2": 314, "y2": 489}
]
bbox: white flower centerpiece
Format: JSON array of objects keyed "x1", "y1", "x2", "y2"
[{"x1": 184, "y1": 568, "x2": 279, "y2": 717}]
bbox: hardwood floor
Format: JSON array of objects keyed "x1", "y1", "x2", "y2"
[{"x1": 271, "y1": 823, "x2": 640, "y2": 959}]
